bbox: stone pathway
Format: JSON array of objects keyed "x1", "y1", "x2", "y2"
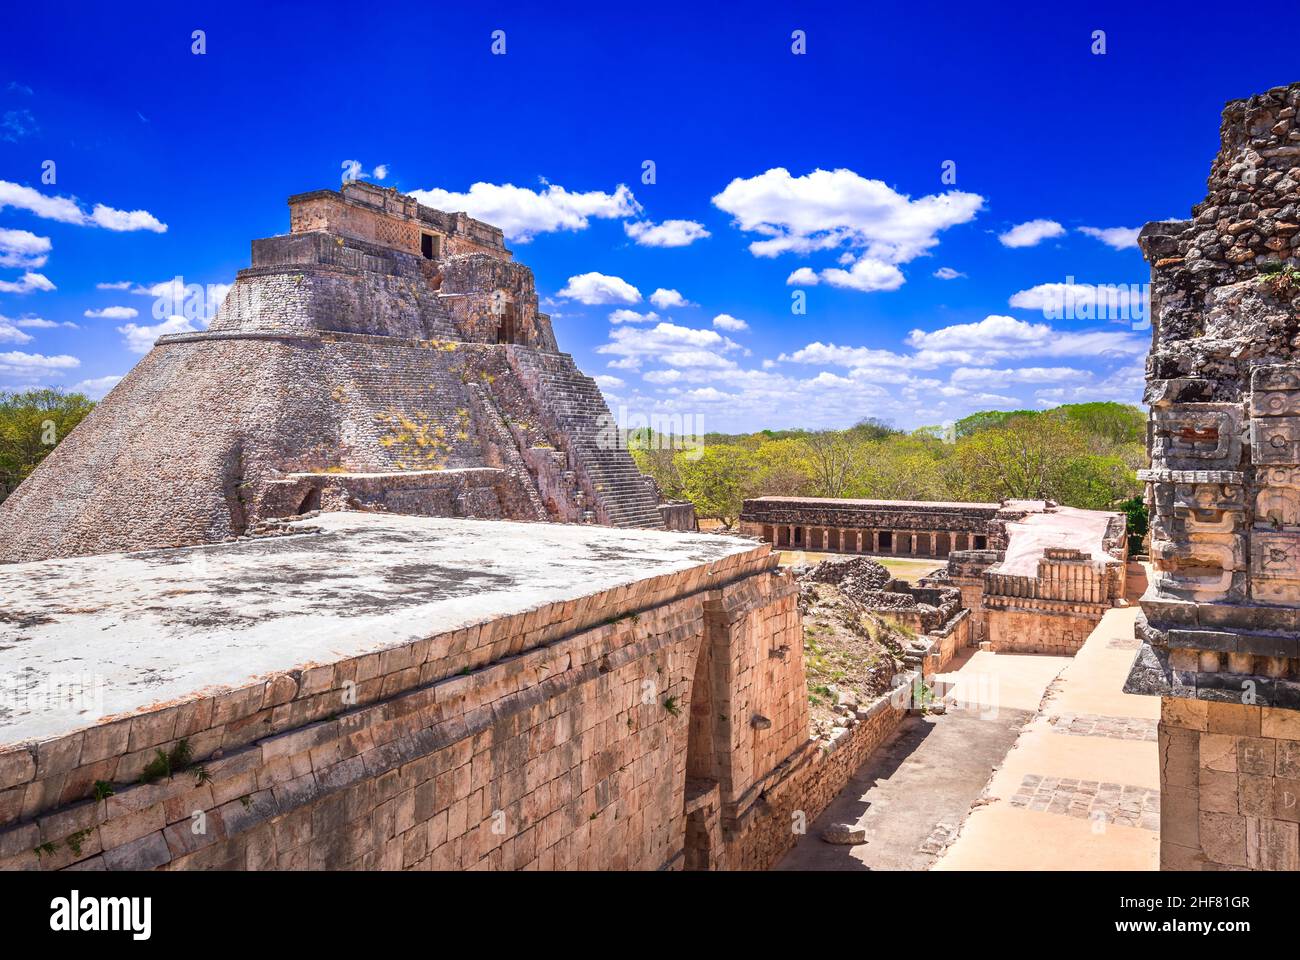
[
  {"x1": 935, "y1": 605, "x2": 1160, "y2": 871},
  {"x1": 774, "y1": 648, "x2": 1066, "y2": 870},
  {"x1": 775, "y1": 602, "x2": 1161, "y2": 871}
]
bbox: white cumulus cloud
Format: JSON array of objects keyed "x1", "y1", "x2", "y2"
[
  {"x1": 624, "y1": 219, "x2": 710, "y2": 248},
  {"x1": 998, "y1": 219, "x2": 1065, "y2": 248},
  {"x1": 1009, "y1": 281, "x2": 1146, "y2": 320},
  {"x1": 609, "y1": 309, "x2": 660, "y2": 324},
  {"x1": 118, "y1": 315, "x2": 198, "y2": 353},
  {"x1": 712, "y1": 167, "x2": 983, "y2": 292},
  {"x1": 649, "y1": 288, "x2": 691, "y2": 309},
  {"x1": 905, "y1": 315, "x2": 1146, "y2": 364},
  {"x1": 557, "y1": 272, "x2": 641, "y2": 305},
  {"x1": 0, "y1": 350, "x2": 79, "y2": 376},
  {"x1": 0, "y1": 227, "x2": 51, "y2": 268},
  {"x1": 407, "y1": 181, "x2": 640, "y2": 242},
  {"x1": 596, "y1": 321, "x2": 742, "y2": 371},
  {"x1": 0, "y1": 317, "x2": 32, "y2": 343},
  {"x1": 0, "y1": 271, "x2": 55, "y2": 294},
  {"x1": 341, "y1": 160, "x2": 389, "y2": 183},
  {"x1": 84, "y1": 306, "x2": 139, "y2": 320},
  {"x1": 0, "y1": 180, "x2": 166, "y2": 232},
  {"x1": 1078, "y1": 225, "x2": 1141, "y2": 250},
  {"x1": 72, "y1": 375, "x2": 123, "y2": 399},
  {"x1": 712, "y1": 314, "x2": 749, "y2": 332}
]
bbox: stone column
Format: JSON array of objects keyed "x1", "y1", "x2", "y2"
[
  {"x1": 1123, "y1": 80, "x2": 1300, "y2": 872},
  {"x1": 892, "y1": 532, "x2": 901, "y2": 555},
  {"x1": 930, "y1": 532, "x2": 937, "y2": 557},
  {"x1": 871, "y1": 530, "x2": 880, "y2": 553}
]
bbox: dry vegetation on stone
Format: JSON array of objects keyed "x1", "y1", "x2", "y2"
[{"x1": 797, "y1": 557, "x2": 912, "y2": 730}]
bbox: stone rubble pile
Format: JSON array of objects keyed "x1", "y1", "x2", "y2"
[{"x1": 799, "y1": 555, "x2": 891, "y2": 601}]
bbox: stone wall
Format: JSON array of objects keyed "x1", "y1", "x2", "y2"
[
  {"x1": 740, "y1": 497, "x2": 999, "y2": 559},
  {"x1": 0, "y1": 541, "x2": 821, "y2": 871},
  {"x1": 1124, "y1": 81, "x2": 1300, "y2": 870},
  {"x1": 723, "y1": 682, "x2": 911, "y2": 870},
  {"x1": 1157, "y1": 699, "x2": 1300, "y2": 870},
  {"x1": 929, "y1": 549, "x2": 1001, "y2": 644},
  {"x1": 659, "y1": 502, "x2": 697, "y2": 531},
  {"x1": 984, "y1": 548, "x2": 1125, "y2": 655},
  {"x1": 985, "y1": 604, "x2": 1101, "y2": 656},
  {"x1": 288, "y1": 182, "x2": 508, "y2": 260}
]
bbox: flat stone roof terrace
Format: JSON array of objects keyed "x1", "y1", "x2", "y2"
[
  {"x1": 997, "y1": 505, "x2": 1122, "y2": 577},
  {"x1": 0, "y1": 513, "x2": 765, "y2": 746}
]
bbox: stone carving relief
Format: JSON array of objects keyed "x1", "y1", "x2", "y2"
[
  {"x1": 1250, "y1": 365, "x2": 1300, "y2": 465},
  {"x1": 1150, "y1": 404, "x2": 1243, "y2": 470},
  {"x1": 1251, "y1": 532, "x2": 1300, "y2": 604},
  {"x1": 1144, "y1": 472, "x2": 1247, "y2": 603}
]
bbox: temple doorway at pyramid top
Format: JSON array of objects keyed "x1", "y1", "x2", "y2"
[{"x1": 288, "y1": 180, "x2": 511, "y2": 262}]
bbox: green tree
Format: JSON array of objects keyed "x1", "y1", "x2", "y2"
[
  {"x1": 629, "y1": 430, "x2": 685, "y2": 500},
  {"x1": 952, "y1": 413, "x2": 1089, "y2": 501},
  {"x1": 0, "y1": 388, "x2": 95, "y2": 498},
  {"x1": 799, "y1": 429, "x2": 864, "y2": 498},
  {"x1": 751, "y1": 437, "x2": 815, "y2": 496},
  {"x1": 675, "y1": 444, "x2": 755, "y2": 526}
]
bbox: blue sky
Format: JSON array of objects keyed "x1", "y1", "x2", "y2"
[{"x1": 0, "y1": 1, "x2": 1293, "y2": 431}]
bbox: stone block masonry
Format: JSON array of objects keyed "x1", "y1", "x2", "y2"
[
  {"x1": 746, "y1": 496, "x2": 1127, "y2": 654},
  {"x1": 1124, "y1": 81, "x2": 1300, "y2": 870},
  {"x1": 740, "y1": 496, "x2": 1000, "y2": 558},
  {"x1": 0, "y1": 180, "x2": 662, "y2": 564},
  {"x1": 0, "y1": 513, "x2": 828, "y2": 871}
]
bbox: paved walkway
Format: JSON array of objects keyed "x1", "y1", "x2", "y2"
[
  {"x1": 775, "y1": 647, "x2": 1066, "y2": 870},
  {"x1": 776, "y1": 598, "x2": 1160, "y2": 871},
  {"x1": 935, "y1": 605, "x2": 1159, "y2": 871}
]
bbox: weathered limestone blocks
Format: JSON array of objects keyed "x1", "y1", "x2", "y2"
[
  {"x1": 1157, "y1": 698, "x2": 1300, "y2": 870},
  {"x1": 0, "y1": 517, "x2": 819, "y2": 872},
  {"x1": 0, "y1": 182, "x2": 663, "y2": 563},
  {"x1": 1127, "y1": 81, "x2": 1300, "y2": 870}
]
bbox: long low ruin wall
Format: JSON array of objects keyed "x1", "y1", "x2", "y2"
[
  {"x1": 0, "y1": 531, "x2": 819, "y2": 872},
  {"x1": 739, "y1": 497, "x2": 1000, "y2": 559},
  {"x1": 726, "y1": 682, "x2": 912, "y2": 869}
]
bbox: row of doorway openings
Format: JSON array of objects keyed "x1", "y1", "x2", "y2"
[{"x1": 778, "y1": 526, "x2": 987, "y2": 557}]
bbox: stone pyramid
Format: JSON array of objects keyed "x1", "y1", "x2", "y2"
[{"x1": 0, "y1": 181, "x2": 664, "y2": 562}]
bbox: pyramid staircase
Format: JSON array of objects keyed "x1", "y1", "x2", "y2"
[{"x1": 507, "y1": 347, "x2": 663, "y2": 529}]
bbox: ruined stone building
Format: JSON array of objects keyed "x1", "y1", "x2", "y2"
[
  {"x1": 740, "y1": 496, "x2": 999, "y2": 557},
  {"x1": 1125, "y1": 81, "x2": 1300, "y2": 871},
  {"x1": 0, "y1": 182, "x2": 898, "y2": 873},
  {"x1": 742, "y1": 496, "x2": 1128, "y2": 654},
  {"x1": 0, "y1": 181, "x2": 666, "y2": 564}
]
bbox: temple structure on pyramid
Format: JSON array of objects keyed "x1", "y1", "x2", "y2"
[{"x1": 0, "y1": 181, "x2": 672, "y2": 563}]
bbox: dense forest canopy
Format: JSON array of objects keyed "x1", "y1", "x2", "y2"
[{"x1": 631, "y1": 401, "x2": 1148, "y2": 528}]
